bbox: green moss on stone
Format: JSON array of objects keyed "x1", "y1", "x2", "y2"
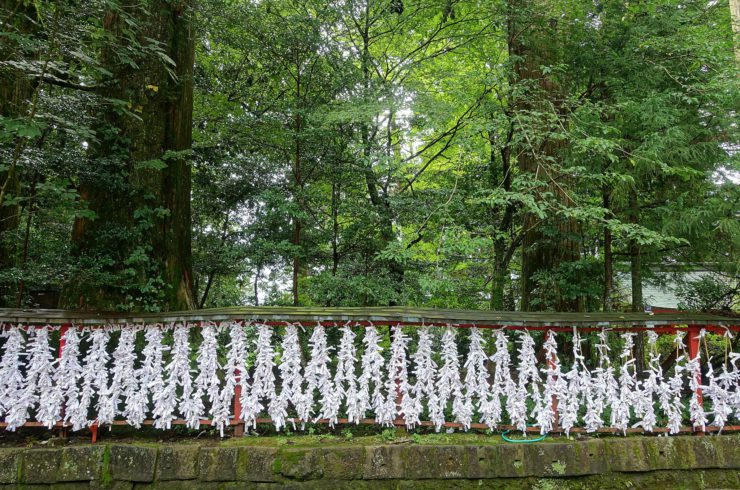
[
  {"x1": 549, "y1": 461, "x2": 567, "y2": 475},
  {"x1": 101, "y1": 445, "x2": 113, "y2": 488}
]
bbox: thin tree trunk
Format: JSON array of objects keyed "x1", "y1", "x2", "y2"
[
  {"x1": 629, "y1": 189, "x2": 646, "y2": 374},
  {"x1": 489, "y1": 122, "x2": 515, "y2": 311},
  {"x1": 331, "y1": 180, "x2": 340, "y2": 276},
  {"x1": 15, "y1": 176, "x2": 36, "y2": 307},
  {"x1": 253, "y1": 264, "x2": 261, "y2": 306},
  {"x1": 359, "y1": 5, "x2": 403, "y2": 303},
  {"x1": 292, "y1": 69, "x2": 302, "y2": 306},
  {"x1": 603, "y1": 186, "x2": 613, "y2": 311}
]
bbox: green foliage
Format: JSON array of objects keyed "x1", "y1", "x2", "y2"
[
  {"x1": 0, "y1": 0, "x2": 737, "y2": 313},
  {"x1": 676, "y1": 276, "x2": 739, "y2": 312}
]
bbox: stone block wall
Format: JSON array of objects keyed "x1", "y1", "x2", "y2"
[{"x1": 0, "y1": 436, "x2": 738, "y2": 489}]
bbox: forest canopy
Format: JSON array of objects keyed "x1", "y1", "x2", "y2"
[{"x1": 0, "y1": 0, "x2": 738, "y2": 314}]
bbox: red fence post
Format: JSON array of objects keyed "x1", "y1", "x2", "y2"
[
  {"x1": 58, "y1": 324, "x2": 69, "y2": 438},
  {"x1": 546, "y1": 330, "x2": 559, "y2": 431},
  {"x1": 687, "y1": 325, "x2": 704, "y2": 434},
  {"x1": 233, "y1": 371, "x2": 244, "y2": 436}
]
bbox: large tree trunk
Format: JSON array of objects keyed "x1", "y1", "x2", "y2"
[
  {"x1": 62, "y1": 0, "x2": 195, "y2": 311},
  {"x1": 508, "y1": 0, "x2": 580, "y2": 312}
]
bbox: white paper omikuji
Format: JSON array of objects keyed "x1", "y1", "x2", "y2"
[
  {"x1": 243, "y1": 324, "x2": 278, "y2": 428},
  {"x1": 27, "y1": 327, "x2": 62, "y2": 429},
  {"x1": 708, "y1": 330, "x2": 735, "y2": 432},
  {"x1": 335, "y1": 325, "x2": 360, "y2": 424},
  {"x1": 704, "y1": 361, "x2": 730, "y2": 431},
  {"x1": 437, "y1": 327, "x2": 465, "y2": 429},
  {"x1": 212, "y1": 322, "x2": 246, "y2": 435},
  {"x1": 536, "y1": 331, "x2": 565, "y2": 435},
  {"x1": 358, "y1": 326, "x2": 386, "y2": 424},
  {"x1": 591, "y1": 330, "x2": 618, "y2": 433},
  {"x1": 114, "y1": 327, "x2": 145, "y2": 427},
  {"x1": 193, "y1": 324, "x2": 221, "y2": 429},
  {"x1": 559, "y1": 332, "x2": 587, "y2": 436},
  {"x1": 485, "y1": 329, "x2": 513, "y2": 430},
  {"x1": 141, "y1": 326, "x2": 166, "y2": 430},
  {"x1": 277, "y1": 324, "x2": 303, "y2": 428},
  {"x1": 633, "y1": 331, "x2": 660, "y2": 432},
  {"x1": 500, "y1": 330, "x2": 521, "y2": 424},
  {"x1": 301, "y1": 325, "x2": 333, "y2": 425},
  {"x1": 66, "y1": 328, "x2": 101, "y2": 430},
  {"x1": 612, "y1": 333, "x2": 637, "y2": 435},
  {"x1": 3, "y1": 322, "x2": 739, "y2": 435},
  {"x1": 57, "y1": 327, "x2": 84, "y2": 429},
  {"x1": 412, "y1": 327, "x2": 443, "y2": 430},
  {"x1": 88, "y1": 329, "x2": 113, "y2": 427},
  {"x1": 0, "y1": 326, "x2": 27, "y2": 430},
  {"x1": 13, "y1": 327, "x2": 46, "y2": 428},
  {"x1": 510, "y1": 330, "x2": 542, "y2": 433},
  {"x1": 464, "y1": 328, "x2": 490, "y2": 429},
  {"x1": 386, "y1": 326, "x2": 417, "y2": 428},
  {"x1": 687, "y1": 329, "x2": 707, "y2": 431},
  {"x1": 154, "y1": 325, "x2": 195, "y2": 429},
  {"x1": 730, "y1": 353, "x2": 740, "y2": 419}
]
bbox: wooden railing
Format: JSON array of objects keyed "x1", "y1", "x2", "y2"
[{"x1": 0, "y1": 307, "x2": 738, "y2": 442}]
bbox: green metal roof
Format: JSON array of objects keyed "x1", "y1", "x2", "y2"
[{"x1": 0, "y1": 306, "x2": 737, "y2": 327}]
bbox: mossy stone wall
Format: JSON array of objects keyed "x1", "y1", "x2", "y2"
[{"x1": 0, "y1": 435, "x2": 738, "y2": 489}]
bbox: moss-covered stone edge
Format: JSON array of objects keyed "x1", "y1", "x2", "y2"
[{"x1": 0, "y1": 434, "x2": 738, "y2": 487}]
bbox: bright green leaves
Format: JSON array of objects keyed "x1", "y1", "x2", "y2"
[{"x1": 0, "y1": 117, "x2": 45, "y2": 141}]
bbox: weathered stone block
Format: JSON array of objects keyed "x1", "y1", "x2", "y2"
[
  {"x1": 0, "y1": 448, "x2": 21, "y2": 484},
  {"x1": 714, "y1": 435, "x2": 740, "y2": 468},
  {"x1": 155, "y1": 445, "x2": 199, "y2": 481},
  {"x1": 22, "y1": 449, "x2": 62, "y2": 484},
  {"x1": 523, "y1": 440, "x2": 606, "y2": 477},
  {"x1": 236, "y1": 446, "x2": 278, "y2": 482},
  {"x1": 401, "y1": 445, "x2": 480, "y2": 479},
  {"x1": 319, "y1": 447, "x2": 365, "y2": 480},
  {"x1": 477, "y1": 444, "x2": 527, "y2": 478},
  {"x1": 108, "y1": 445, "x2": 157, "y2": 482},
  {"x1": 604, "y1": 438, "x2": 652, "y2": 473},
  {"x1": 363, "y1": 446, "x2": 404, "y2": 479},
  {"x1": 58, "y1": 446, "x2": 104, "y2": 482},
  {"x1": 643, "y1": 436, "x2": 694, "y2": 471},
  {"x1": 690, "y1": 436, "x2": 725, "y2": 469},
  {"x1": 279, "y1": 448, "x2": 323, "y2": 480},
  {"x1": 198, "y1": 447, "x2": 238, "y2": 481}
]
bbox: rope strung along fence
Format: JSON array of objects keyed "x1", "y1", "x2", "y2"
[{"x1": 0, "y1": 308, "x2": 738, "y2": 439}]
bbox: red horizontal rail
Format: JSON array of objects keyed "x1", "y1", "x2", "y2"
[
  {"x1": 2, "y1": 418, "x2": 737, "y2": 435},
  {"x1": 1, "y1": 321, "x2": 739, "y2": 333}
]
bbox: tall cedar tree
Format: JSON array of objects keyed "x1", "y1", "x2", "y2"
[
  {"x1": 62, "y1": 0, "x2": 196, "y2": 310},
  {"x1": 508, "y1": 0, "x2": 581, "y2": 312}
]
